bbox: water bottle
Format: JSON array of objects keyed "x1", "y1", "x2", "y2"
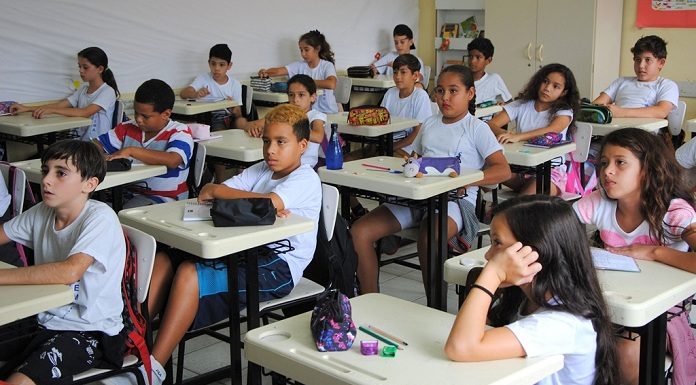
[{"x1": 326, "y1": 123, "x2": 343, "y2": 170}]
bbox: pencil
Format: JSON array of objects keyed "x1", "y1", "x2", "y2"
[
  {"x1": 358, "y1": 326, "x2": 403, "y2": 350},
  {"x1": 367, "y1": 325, "x2": 409, "y2": 346},
  {"x1": 362, "y1": 163, "x2": 390, "y2": 171}
]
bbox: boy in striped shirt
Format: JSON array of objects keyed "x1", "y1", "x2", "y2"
[{"x1": 95, "y1": 79, "x2": 194, "y2": 207}]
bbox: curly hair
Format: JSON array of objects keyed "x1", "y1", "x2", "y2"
[
  {"x1": 517, "y1": 63, "x2": 580, "y2": 131},
  {"x1": 264, "y1": 104, "x2": 310, "y2": 141}
]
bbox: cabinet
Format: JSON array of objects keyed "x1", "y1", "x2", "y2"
[
  {"x1": 434, "y1": 0, "x2": 485, "y2": 77},
  {"x1": 484, "y1": 0, "x2": 623, "y2": 99}
]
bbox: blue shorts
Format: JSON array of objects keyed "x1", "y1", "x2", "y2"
[{"x1": 191, "y1": 252, "x2": 294, "y2": 330}]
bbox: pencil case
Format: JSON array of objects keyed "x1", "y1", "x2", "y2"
[
  {"x1": 578, "y1": 102, "x2": 612, "y2": 124},
  {"x1": 527, "y1": 132, "x2": 564, "y2": 147},
  {"x1": 347, "y1": 106, "x2": 390, "y2": 126},
  {"x1": 347, "y1": 66, "x2": 373, "y2": 78},
  {"x1": 0, "y1": 101, "x2": 16, "y2": 115}
]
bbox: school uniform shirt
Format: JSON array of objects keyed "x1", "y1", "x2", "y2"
[
  {"x1": 98, "y1": 120, "x2": 194, "y2": 203},
  {"x1": 506, "y1": 307, "x2": 597, "y2": 385},
  {"x1": 190, "y1": 73, "x2": 242, "y2": 103},
  {"x1": 602, "y1": 76, "x2": 679, "y2": 110},
  {"x1": 222, "y1": 162, "x2": 321, "y2": 285},
  {"x1": 573, "y1": 190, "x2": 696, "y2": 250},
  {"x1": 412, "y1": 113, "x2": 502, "y2": 206},
  {"x1": 380, "y1": 87, "x2": 432, "y2": 155},
  {"x1": 373, "y1": 51, "x2": 425, "y2": 77},
  {"x1": 302, "y1": 109, "x2": 327, "y2": 167},
  {"x1": 285, "y1": 60, "x2": 338, "y2": 114},
  {"x1": 475, "y1": 72, "x2": 512, "y2": 104},
  {"x1": 503, "y1": 99, "x2": 573, "y2": 139},
  {"x1": 67, "y1": 83, "x2": 116, "y2": 141},
  {"x1": 3, "y1": 200, "x2": 126, "y2": 336}
]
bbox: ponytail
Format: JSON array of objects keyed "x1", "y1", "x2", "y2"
[
  {"x1": 300, "y1": 30, "x2": 335, "y2": 64},
  {"x1": 102, "y1": 68, "x2": 120, "y2": 98},
  {"x1": 78, "y1": 47, "x2": 120, "y2": 98}
]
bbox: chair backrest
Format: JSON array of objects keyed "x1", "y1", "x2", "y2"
[
  {"x1": 430, "y1": 101, "x2": 440, "y2": 116},
  {"x1": 321, "y1": 184, "x2": 339, "y2": 241},
  {"x1": 0, "y1": 163, "x2": 26, "y2": 217},
  {"x1": 668, "y1": 100, "x2": 687, "y2": 136},
  {"x1": 572, "y1": 122, "x2": 593, "y2": 163},
  {"x1": 122, "y1": 224, "x2": 156, "y2": 303},
  {"x1": 112, "y1": 100, "x2": 125, "y2": 129},
  {"x1": 242, "y1": 84, "x2": 254, "y2": 117},
  {"x1": 193, "y1": 142, "x2": 206, "y2": 189},
  {"x1": 335, "y1": 76, "x2": 353, "y2": 106},
  {"x1": 422, "y1": 65, "x2": 432, "y2": 89}
]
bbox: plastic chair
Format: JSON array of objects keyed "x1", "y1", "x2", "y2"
[
  {"x1": 560, "y1": 121, "x2": 593, "y2": 202},
  {"x1": 73, "y1": 225, "x2": 156, "y2": 385},
  {"x1": 112, "y1": 100, "x2": 125, "y2": 129},
  {"x1": 422, "y1": 66, "x2": 432, "y2": 89},
  {"x1": 242, "y1": 84, "x2": 254, "y2": 118},
  {"x1": 335, "y1": 76, "x2": 353, "y2": 111},
  {"x1": 668, "y1": 100, "x2": 687, "y2": 136},
  {"x1": 186, "y1": 142, "x2": 207, "y2": 197},
  {"x1": 0, "y1": 163, "x2": 26, "y2": 217}
]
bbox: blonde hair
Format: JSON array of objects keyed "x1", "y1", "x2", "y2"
[{"x1": 264, "y1": 104, "x2": 310, "y2": 140}]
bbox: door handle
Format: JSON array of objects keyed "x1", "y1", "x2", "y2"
[
  {"x1": 527, "y1": 42, "x2": 533, "y2": 61},
  {"x1": 537, "y1": 44, "x2": 544, "y2": 63}
]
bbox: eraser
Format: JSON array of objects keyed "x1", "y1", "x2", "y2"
[
  {"x1": 361, "y1": 340, "x2": 378, "y2": 355},
  {"x1": 380, "y1": 345, "x2": 397, "y2": 358}
]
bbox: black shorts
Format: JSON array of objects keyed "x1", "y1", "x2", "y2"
[{"x1": 0, "y1": 328, "x2": 125, "y2": 385}]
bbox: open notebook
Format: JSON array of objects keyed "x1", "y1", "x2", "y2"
[
  {"x1": 182, "y1": 202, "x2": 212, "y2": 221},
  {"x1": 590, "y1": 247, "x2": 640, "y2": 272}
]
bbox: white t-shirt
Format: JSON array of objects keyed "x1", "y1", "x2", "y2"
[
  {"x1": 573, "y1": 190, "x2": 696, "y2": 250},
  {"x1": 222, "y1": 162, "x2": 321, "y2": 285},
  {"x1": 3, "y1": 200, "x2": 126, "y2": 336},
  {"x1": 380, "y1": 87, "x2": 432, "y2": 155},
  {"x1": 475, "y1": 72, "x2": 513, "y2": 104},
  {"x1": 302, "y1": 109, "x2": 327, "y2": 167},
  {"x1": 676, "y1": 138, "x2": 696, "y2": 169},
  {"x1": 602, "y1": 76, "x2": 679, "y2": 110},
  {"x1": 412, "y1": 113, "x2": 502, "y2": 206},
  {"x1": 506, "y1": 308, "x2": 598, "y2": 385},
  {"x1": 67, "y1": 83, "x2": 117, "y2": 141},
  {"x1": 503, "y1": 99, "x2": 574, "y2": 139},
  {"x1": 286, "y1": 60, "x2": 338, "y2": 114},
  {"x1": 373, "y1": 51, "x2": 425, "y2": 77},
  {"x1": 190, "y1": 73, "x2": 242, "y2": 104}
]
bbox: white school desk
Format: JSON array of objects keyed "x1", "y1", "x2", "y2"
[
  {"x1": 318, "y1": 157, "x2": 483, "y2": 311},
  {"x1": 589, "y1": 117, "x2": 667, "y2": 136},
  {"x1": 245, "y1": 293, "x2": 564, "y2": 385},
  {"x1": 198, "y1": 129, "x2": 263, "y2": 164},
  {"x1": 475, "y1": 105, "x2": 503, "y2": 119},
  {"x1": 172, "y1": 99, "x2": 238, "y2": 115},
  {"x1": 348, "y1": 75, "x2": 396, "y2": 90},
  {"x1": 241, "y1": 79, "x2": 324, "y2": 105},
  {"x1": 502, "y1": 142, "x2": 576, "y2": 195},
  {"x1": 327, "y1": 112, "x2": 420, "y2": 157},
  {"x1": 686, "y1": 118, "x2": 696, "y2": 133},
  {"x1": 119, "y1": 200, "x2": 314, "y2": 385},
  {"x1": 0, "y1": 261, "x2": 73, "y2": 326},
  {"x1": 0, "y1": 113, "x2": 92, "y2": 153},
  {"x1": 444, "y1": 247, "x2": 696, "y2": 385}
]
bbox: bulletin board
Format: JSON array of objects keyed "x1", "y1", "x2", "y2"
[{"x1": 637, "y1": 0, "x2": 696, "y2": 28}]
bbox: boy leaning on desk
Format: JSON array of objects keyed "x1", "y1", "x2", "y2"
[
  {"x1": 107, "y1": 104, "x2": 322, "y2": 385},
  {"x1": 0, "y1": 140, "x2": 127, "y2": 385}
]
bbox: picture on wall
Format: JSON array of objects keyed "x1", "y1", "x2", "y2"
[{"x1": 637, "y1": 0, "x2": 696, "y2": 28}]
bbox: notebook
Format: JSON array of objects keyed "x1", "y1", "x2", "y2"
[
  {"x1": 182, "y1": 202, "x2": 212, "y2": 221},
  {"x1": 590, "y1": 247, "x2": 640, "y2": 272}
]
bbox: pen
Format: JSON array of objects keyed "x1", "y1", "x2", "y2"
[
  {"x1": 367, "y1": 325, "x2": 408, "y2": 346},
  {"x1": 358, "y1": 326, "x2": 403, "y2": 350}
]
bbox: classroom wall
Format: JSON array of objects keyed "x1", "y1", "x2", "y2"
[{"x1": 0, "y1": 0, "x2": 417, "y2": 102}]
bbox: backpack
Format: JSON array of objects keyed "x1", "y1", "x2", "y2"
[{"x1": 121, "y1": 230, "x2": 152, "y2": 385}]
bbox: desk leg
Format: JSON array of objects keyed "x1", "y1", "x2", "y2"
[
  {"x1": 340, "y1": 188, "x2": 351, "y2": 221},
  {"x1": 638, "y1": 314, "x2": 667, "y2": 385},
  {"x1": 426, "y1": 198, "x2": 436, "y2": 308},
  {"x1": 246, "y1": 250, "x2": 262, "y2": 385},
  {"x1": 227, "y1": 254, "x2": 243, "y2": 385},
  {"x1": 386, "y1": 133, "x2": 394, "y2": 157},
  {"x1": 425, "y1": 195, "x2": 448, "y2": 311},
  {"x1": 535, "y1": 161, "x2": 551, "y2": 195},
  {"x1": 112, "y1": 186, "x2": 124, "y2": 212},
  {"x1": 436, "y1": 193, "x2": 448, "y2": 311}
]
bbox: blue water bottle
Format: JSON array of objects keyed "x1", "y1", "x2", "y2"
[{"x1": 326, "y1": 123, "x2": 343, "y2": 170}]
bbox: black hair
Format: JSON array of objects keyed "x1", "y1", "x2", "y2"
[
  {"x1": 631, "y1": 35, "x2": 668, "y2": 60},
  {"x1": 467, "y1": 37, "x2": 494, "y2": 59},
  {"x1": 287, "y1": 74, "x2": 317, "y2": 95},
  {"x1": 393, "y1": 24, "x2": 416, "y2": 50},
  {"x1": 489, "y1": 195, "x2": 619, "y2": 385},
  {"x1": 517, "y1": 63, "x2": 580, "y2": 131},
  {"x1": 299, "y1": 30, "x2": 335, "y2": 64},
  {"x1": 78, "y1": 47, "x2": 120, "y2": 98},
  {"x1": 41, "y1": 140, "x2": 106, "y2": 185},
  {"x1": 209, "y1": 43, "x2": 232, "y2": 63},
  {"x1": 134, "y1": 79, "x2": 175, "y2": 113},
  {"x1": 438, "y1": 65, "x2": 476, "y2": 115},
  {"x1": 392, "y1": 53, "x2": 421, "y2": 73}
]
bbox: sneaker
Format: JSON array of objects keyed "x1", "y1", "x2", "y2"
[{"x1": 97, "y1": 358, "x2": 165, "y2": 385}]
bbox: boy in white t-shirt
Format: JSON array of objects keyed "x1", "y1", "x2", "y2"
[
  {"x1": 0, "y1": 140, "x2": 126, "y2": 385},
  {"x1": 593, "y1": 35, "x2": 678, "y2": 119},
  {"x1": 467, "y1": 37, "x2": 512, "y2": 107},
  {"x1": 180, "y1": 44, "x2": 245, "y2": 130}
]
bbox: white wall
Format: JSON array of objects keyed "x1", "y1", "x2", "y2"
[{"x1": 0, "y1": 0, "x2": 418, "y2": 101}]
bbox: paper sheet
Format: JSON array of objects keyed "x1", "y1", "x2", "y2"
[
  {"x1": 182, "y1": 202, "x2": 212, "y2": 221},
  {"x1": 591, "y1": 247, "x2": 640, "y2": 272}
]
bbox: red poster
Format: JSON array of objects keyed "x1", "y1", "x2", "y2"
[{"x1": 637, "y1": 0, "x2": 696, "y2": 28}]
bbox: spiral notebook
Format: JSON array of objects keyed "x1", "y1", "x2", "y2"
[{"x1": 182, "y1": 202, "x2": 212, "y2": 221}]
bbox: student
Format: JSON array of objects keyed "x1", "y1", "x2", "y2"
[
  {"x1": 573, "y1": 128, "x2": 696, "y2": 385},
  {"x1": 445, "y1": 195, "x2": 618, "y2": 385},
  {"x1": 0, "y1": 140, "x2": 126, "y2": 385},
  {"x1": 487, "y1": 63, "x2": 580, "y2": 196},
  {"x1": 351, "y1": 65, "x2": 510, "y2": 294},
  {"x1": 466, "y1": 37, "x2": 512, "y2": 106},
  {"x1": 675, "y1": 137, "x2": 696, "y2": 190},
  {"x1": 592, "y1": 35, "x2": 678, "y2": 119},
  {"x1": 258, "y1": 30, "x2": 338, "y2": 114},
  {"x1": 180, "y1": 43, "x2": 245, "y2": 130},
  {"x1": 95, "y1": 79, "x2": 194, "y2": 208},
  {"x1": 10, "y1": 47, "x2": 119, "y2": 141},
  {"x1": 371, "y1": 24, "x2": 425, "y2": 85},
  {"x1": 244, "y1": 74, "x2": 327, "y2": 168},
  {"x1": 108, "y1": 104, "x2": 321, "y2": 385}
]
